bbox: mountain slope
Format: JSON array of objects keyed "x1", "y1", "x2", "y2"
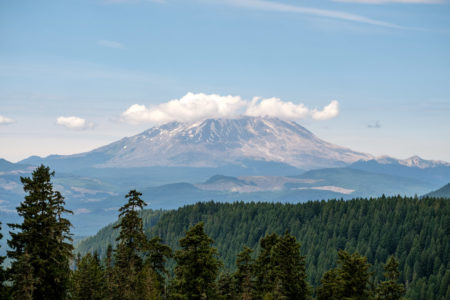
[
  {"x1": 351, "y1": 157, "x2": 450, "y2": 187},
  {"x1": 424, "y1": 183, "x2": 450, "y2": 198},
  {"x1": 75, "y1": 197, "x2": 449, "y2": 300},
  {"x1": 20, "y1": 116, "x2": 372, "y2": 170}
]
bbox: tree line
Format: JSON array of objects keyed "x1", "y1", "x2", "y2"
[{"x1": 0, "y1": 165, "x2": 447, "y2": 299}]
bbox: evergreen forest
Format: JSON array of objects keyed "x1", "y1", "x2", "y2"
[{"x1": 1, "y1": 165, "x2": 449, "y2": 300}]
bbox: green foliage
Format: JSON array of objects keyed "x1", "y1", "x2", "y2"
[
  {"x1": 70, "y1": 252, "x2": 106, "y2": 300},
  {"x1": 0, "y1": 222, "x2": 7, "y2": 299},
  {"x1": 113, "y1": 190, "x2": 154, "y2": 299},
  {"x1": 234, "y1": 246, "x2": 254, "y2": 299},
  {"x1": 375, "y1": 256, "x2": 406, "y2": 300},
  {"x1": 171, "y1": 222, "x2": 222, "y2": 299},
  {"x1": 317, "y1": 250, "x2": 373, "y2": 300},
  {"x1": 252, "y1": 232, "x2": 310, "y2": 299},
  {"x1": 75, "y1": 195, "x2": 449, "y2": 300},
  {"x1": 7, "y1": 165, "x2": 73, "y2": 300}
]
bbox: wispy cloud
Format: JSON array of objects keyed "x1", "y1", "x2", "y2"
[
  {"x1": 333, "y1": 0, "x2": 443, "y2": 4},
  {"x1": 121, "y1": 92, "x2": 340, "y2": 124},
  {"x1": 0, "y1": 115, "x2": 15, "y2": 125},
  {"x1": 97, "y1": 40, "x2": 126, "y2": 49},
  {"x1": 216, "y1": 0, "x2": 402, "y2": 28},
  {"x1": 56, "y1": 116, "x2": 94, "y2": 130}
]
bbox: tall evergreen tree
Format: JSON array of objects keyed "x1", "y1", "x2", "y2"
[
  {"x1": 271, "y1": 232, "x2": 310, "y2": 299},
  {"x1": 104, "y1": 244, "x2": 116, "y2": 300},
  {"x1": 113, "y1": 189, "x2": 148, "y2": 299},
  {"x1": 253, "y1": 232, "x2": 310, "y2": 299},
  {"x1": 317, "y1": 250, "x2": 373, "y2": 300},
  {"x1": 376, "y1": 256, "x2": 406, "y2": 300},
  {"x1": 0, "y1": 222, "x2": 9, "y2": 299},
  {"x1": 253, "y1": 233, "x2": 280, "y2": 297},
  {"x1": 234, "y1": 246, "x2": 254, "y2": 300},
  {"x1": 7, "y1": 165, "x2": 73, "y2": 300},
  {"x1": 171, "y1": 222, "x2": 222, "y2": 299},
  {"x1": 70, "y1": 252, "x2": 106, "y2": 300}
]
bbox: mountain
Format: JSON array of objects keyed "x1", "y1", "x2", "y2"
[
  {"x1": 350, "y1": 156, "x2": 450, "y2": 187},
  {"x1": 424, "y1": 183, "x2": 450, "y2": 198},
  {"x1": 20, "y1": 116, "x2": 372, "y2": 170}
]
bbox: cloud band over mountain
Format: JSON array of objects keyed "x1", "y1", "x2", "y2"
[{"x1": 121, "y1": 92, "x2": 340, "y2": 124}]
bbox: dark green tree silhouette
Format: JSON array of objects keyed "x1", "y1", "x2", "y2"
[
  {"x1": 234, "y1": 246, "x2": 254, "y2": 300},
  {"x1": 253, "y1": 232, "x2": 310, "y2": 299},
  {"x1": 70, "y1": 252, "x2": 106, "y2": 300},
  {"x1": 317, "y1": 250, "x2": 373, "y2": 300},
  {"x1": 7, "y1": 165, "x2": 73, "y2": 300},
  {"x1": 171, "y1": 222, "x2": 222, "y2": 299},
  {"x1": 0, "y1": 222, "x2": 9, "y2": 299},
  {"x1": 113, "y1": 189, "x2": 148, "y2": 299},
  {"x1": 376, "y1": 256, "x2": 406, "y2": 300}
]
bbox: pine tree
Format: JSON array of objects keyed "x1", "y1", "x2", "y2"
[
  {"x1": 317, "y1": 250, "x2": 373, "y2": 300},
  {"x1": 376, "y1": 256, "x2": 406, "y2": 300},
  {"x1": 171, "y1": 222, "x2": 222, "y2": 299},
  {"x1": 254, "y1": 233, "x2": 280, "y2": 297},
  {"x1": 234, "y1": 246, "x2": 254, "y2": 300},
  {"x1": 316, "y1": 269, "x2": 344, "y2": 300},
  {"x1": 217, "y1": 272, "x2": 235, "y2": 299},
  {"x1": 0, "y1": 223, "x2": 4, "y2": 280},
  {"x1": 113, "y1": 189, "x2": 148, "y2": 299},
  {"x1": 70, "y1": 252, "x2": 106, "y2": 300},
  {"x1": 270, "y1": 232, "x2": 310, "y2": 299},
  {"x1": 337, "y1": 250, "x2": 373, "y2": 299},
  {"x1": 0, "y1": 222, "x2": 9, "y2": 299},
  {"x1": 7, "y1": 165, "x2": 73, "y2": 300},
  {"x1": 104, "y1": 244, "x2": 116, "y2": 300}
]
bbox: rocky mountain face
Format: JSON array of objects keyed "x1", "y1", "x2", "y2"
[{"x1": 24, "y1": 117, "x2": 372, "y2": 170}]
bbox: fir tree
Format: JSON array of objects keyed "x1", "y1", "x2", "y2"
[
  {"x1": 234, "y1": 246, "x2": 254, "y2": 300},
  {"x1": 0, "y1": 222, "x2": 7, "y2": 298},
  {"x1": 376, "y1": 256, "x2": 406, "y2": 300},
  {"x1": 104, "y1": 244, "x2": 116, "y2": 300},
  {"x1": 113, "y1": 189, "x2": 148, "y2": 299},
  {"x1": 317, "y1": 250, "x2": 373, "y2": 300},
  {"x1": 270, "y1": 232, "x2": 310, "y2": 299},
  {"x1": 7, "y1": 165, "x2": 73, "y2": 300},
  {"x1": 253, "y1": 233, "x2": 280, "y2": 297},
  {"x1": 70, "y1": 252, "x2": 106, "y2": 300},
  {"x1": 172, "y1": 222, "x2": 222, "y2": 299},
  {"x1": 217, "y1": 272, "x2": 235, "y2": 300}
]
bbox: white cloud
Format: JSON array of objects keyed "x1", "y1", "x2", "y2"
[
  {"x1": 56, "y1": 116, "x2": 94, "y2": 130},
  {"x1": 311, "y1": 100, "x2": 339, "y2": 120},
  {"x1": 218, "y1": 0, "x2": 401, "y2": 28},
  {"x1": 122, "y1": 92, "x2": 246, "y2": 124},
  {"x1": 0, "y1": 115, "x2": 15, "y2": 125},
  {"x1": 333, "y1": 0, "x2": 443, "y2": 3},
  {"x1": 74, "y1": 208, "x2": 91, "y2": 215},
  {"x1": 122, "y1": 92, "x2": 340, "y2": 124},
  {"x1": 97, "y1": 40, "x2": 126, "y2": 49},
  {"x1": 246, "y1": 97, "x2": 310, "y2": 119}
]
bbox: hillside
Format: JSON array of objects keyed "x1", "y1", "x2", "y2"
[
  {"x1": 424, "y1": 183, "x2": 450, "y2": 198},
  {"x1": 76, "y1": 196, "x2": 450, "y2": 300}
]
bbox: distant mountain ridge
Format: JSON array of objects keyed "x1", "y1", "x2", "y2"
[
  {"x1": 424, "y1": 183, "x2": 450, "y2": 198},
  {"x1": 20, "y1": 116, "x2": 372, "y2": 170}
]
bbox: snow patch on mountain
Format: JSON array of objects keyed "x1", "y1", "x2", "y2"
[{"x1": 94, "y1": 116, "x2": 372, "y2": 169}]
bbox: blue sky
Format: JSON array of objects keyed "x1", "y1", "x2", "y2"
[{"x1": 0, "y1": 0, "x2": 449, "y2": 162}]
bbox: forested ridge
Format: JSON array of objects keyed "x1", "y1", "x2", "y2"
[
  {"x1": 77, "y1": 196, "x2": 449, "y2": 300},
  {"x1": 1, "y1": 165, "x2": 449, "y2": 299}
]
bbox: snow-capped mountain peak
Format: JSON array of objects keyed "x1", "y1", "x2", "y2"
[{"x1": 94, "y1": 116, "x2": 372, "y2": 169}]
